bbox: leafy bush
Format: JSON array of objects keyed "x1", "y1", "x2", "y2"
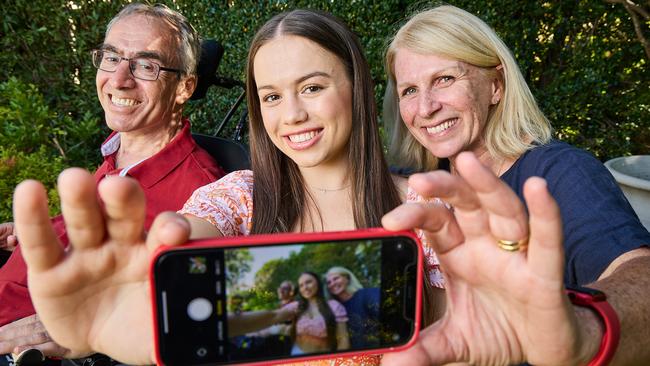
[
  {"x1": 0, "y1": 77, "x2": 101, "y2": 221},
  {"x1": 1, "y1": 0, "x2": 647, "y2": 220},
  {"x1": 0, "y1": 146, "x2": 66, "y2": 222}
]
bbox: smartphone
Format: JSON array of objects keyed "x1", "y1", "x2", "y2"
[{"x1": 150, "y1": 229, "x2": 422, "y2": 366}]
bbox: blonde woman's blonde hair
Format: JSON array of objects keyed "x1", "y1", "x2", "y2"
[{"x1": 384, "y1": 5, "x2": 552, "y2": 172}]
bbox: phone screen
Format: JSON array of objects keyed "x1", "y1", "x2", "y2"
[{"x1": 153, "y1": 235, "x2": 419, "y2": 365}]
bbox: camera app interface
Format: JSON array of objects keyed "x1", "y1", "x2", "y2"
[{"x1": 156, "y1": 238, "x2": 415, "y2": 364}]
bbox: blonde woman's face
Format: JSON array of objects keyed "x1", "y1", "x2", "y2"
[
  {"x1": 326, "y1": 272, "x2": 349, "y2": 297},
  {"x1": 393, "y1": 49, "x2": 502, "y2": 160}
]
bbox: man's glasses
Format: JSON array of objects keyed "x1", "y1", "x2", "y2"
[{"x1": 92, "y1": 49, "x2": 181, "y2": 81}]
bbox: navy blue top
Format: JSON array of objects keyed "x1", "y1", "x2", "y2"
[
  {"x1": 500, "y1": 140, "x2": 650, "y2": 285},
  {"x1": 341, "y1": 287, "x2": 380, "y2": 348}
]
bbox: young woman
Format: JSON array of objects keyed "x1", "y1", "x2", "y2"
[
  {"x1": 284, "y1": 272, "x2": 349, "y2": 355},
  {"x1": 181, "y1": 8, "x2": 402, "y2": 239}
]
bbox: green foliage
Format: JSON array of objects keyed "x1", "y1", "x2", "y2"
[
  {"x1": 0, "y1": 77, "x2": 101, "y2": 220},
  {"x1": 225, "y1": 248, "x2": 254, "y2": 289},
  {"x1": 231, "y1": 241, "x2": 381, "y2": 311},
  {"x1": 1, "y1": 0, "x2": 647, "y2": 219},
  {"x1": 0, "y1": 146, "x2": 67, "y2": 221},
  {"x1": 180, "y1": 0, "x2": 649, "y2": 159},
  {"x1": 438, "y1": 0, "x2": 649, "y2": 158}
]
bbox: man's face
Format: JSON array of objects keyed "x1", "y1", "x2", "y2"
[
  {"x1": 96, "y1": 14, "x2": 193, "y2": 136},
  {"x1": 277, "y1": 282, "x2": 294, "y2": 301}
]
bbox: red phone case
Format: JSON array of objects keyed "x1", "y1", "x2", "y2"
[{"x1": 149, "y1": 228, "x2": 423, "y2": 366}]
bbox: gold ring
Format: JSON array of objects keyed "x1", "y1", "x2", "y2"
[{"x1": 497, "y1": 238, "x2": 528, "y2": 252}]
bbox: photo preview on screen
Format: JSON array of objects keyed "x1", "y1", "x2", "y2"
[{"x1": 152, "y1": 231, "x2": 421, "y2": 365}]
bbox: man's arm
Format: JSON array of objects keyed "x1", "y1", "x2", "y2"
[
  {"x1": 0, "y1": 314, "x2": 69, "y2": 357},
  {"x1": 227, "y1": 307, "x2": 295, "y2": 337}
]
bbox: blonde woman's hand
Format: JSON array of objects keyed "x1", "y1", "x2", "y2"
[{"x1": 381, "y1": 152, "x2": 595, "y2": 366}]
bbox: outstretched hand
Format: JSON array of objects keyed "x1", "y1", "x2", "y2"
[
  {"x1": 382, "y1": 152, "x2": 594, "y2": 366},
  {"x1": 13, "y1": 168, "x2": 191, "y2": 365}
]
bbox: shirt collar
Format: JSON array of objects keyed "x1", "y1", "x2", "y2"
[{"x1": 97, "y1": 119, "x2": 196, "y2": 188}]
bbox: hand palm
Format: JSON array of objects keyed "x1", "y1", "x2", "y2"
[
  {"x1": 27, "y1": 241, "x2": 151, "y2": 359},
  {"x1": 382, "y1": 152, "x2": 579, "y2": 366},
  {"x1": 15, "y1": 168, "x2": 189, "y2": 365}
]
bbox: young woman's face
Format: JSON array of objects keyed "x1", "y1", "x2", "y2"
[
  {"x1": 298, "y1": 273, "x2": 319, "y2": 300},
  {"x1": 326, "y1": 272, "x2": 350, "y2": 298},
  {"x1": 393, "y1": 49, "x2": 502, "y2": 160},
  {"x1": 253, "y1": 35, "x2": 353, "y2": 170}
]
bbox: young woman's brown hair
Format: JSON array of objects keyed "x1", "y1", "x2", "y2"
[{"x1": 246, "y1": 9, "x2": 401, "y2": 234}]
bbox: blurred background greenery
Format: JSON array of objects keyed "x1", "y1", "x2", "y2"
[
  {"x1": 226, "y1": 241, "x2": 380, "y2": 312},
  {"x1": 1, "y1": 0, "x2": 648, "y2": 221}
]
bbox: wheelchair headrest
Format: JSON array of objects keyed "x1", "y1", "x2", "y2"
[{"x1": 191, "y1": 39, "x2": 224, "y2": 100}]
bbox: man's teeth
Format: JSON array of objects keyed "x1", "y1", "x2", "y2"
[
  {"x1": 111, "y1": 96, "x2": 140, "y2": 107},
  {"x1": 426, "y1": 119, "x2": 457, "y2": 134},
  {"x1": 289, "y1": 131, "x2": 317, "y2": 143}
]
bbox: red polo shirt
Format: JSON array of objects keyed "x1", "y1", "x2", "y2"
[{"x1": 0, "y1": 120, "x2": 225, "y2": 326}]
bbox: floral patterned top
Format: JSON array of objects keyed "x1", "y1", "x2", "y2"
[
  {"x1": 180, "y1": 170, "x2": 446, "y2": 289},
  {"x1": 406, "y1": 187, "x2": 446, "y2": 288},
  {"x1": 179, "y1": 170, "x2": 447, "y2": 365},
  {"x1": 180, "y1": 170, "x2": 254, "y2": 236},
  {"x1": 284, "y1": 300, "x2": 348, "y2": 338}
]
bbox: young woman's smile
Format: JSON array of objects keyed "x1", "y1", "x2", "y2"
[{"x1": 253, "y1": 35, "x2": 353, "y2": 170}]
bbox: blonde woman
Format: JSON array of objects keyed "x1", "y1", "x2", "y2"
[{"x1": 382, "y1": 5, "x2": 650, "y2": 365}]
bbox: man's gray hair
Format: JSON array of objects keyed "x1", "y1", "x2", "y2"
[{"x1": 106, "y1": 3, "x2": 200, "y2": 76}]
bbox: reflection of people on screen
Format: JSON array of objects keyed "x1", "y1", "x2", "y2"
[
  {"x1": 277, "y1": 280, "x2": 295, "y2": 306},
  {"x1": 236, "y1": 280, "x2": 295, "y2": 356},
  {"x1": 284, "y1": 272, "x2": 350, "y2": 355},
  {"x1": 326, "y1": 266, "x2": 380, "y2": 348}
]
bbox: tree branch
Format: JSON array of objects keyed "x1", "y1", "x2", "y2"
[{"x1": 605, "y1": 0, "x2": 650, "y2": 59}]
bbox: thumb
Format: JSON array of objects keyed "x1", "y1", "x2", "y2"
[
  {"x1": 145, "y1": 212, "x2": 191, "y2": 253},
  {"x1": 381, "y1": 320, "x2": 458, "y2": 366}
]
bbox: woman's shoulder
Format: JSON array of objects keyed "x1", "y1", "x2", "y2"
[
  {"x1": 506, "y1": 140, "x2": 605, "y2": 181},
  {"x1": 522, "y1": 140, "x2": 597, "y2": 166},
  {"x1": 220, "y1": 169, "x2": 254, "y2": 186},
  {"x1": 358, "y1": 287, "x2": 380, "y2": 298},
  {"x1": 179, "y1": 169, "x2": 255, "y2": 236},
  {"x1": 191, "y1": 169, "x2": 254, "y2": 195}
]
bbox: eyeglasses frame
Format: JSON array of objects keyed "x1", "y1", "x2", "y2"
[{"x1": 91, "y1": 49, "x2": 182, "y2": 81}]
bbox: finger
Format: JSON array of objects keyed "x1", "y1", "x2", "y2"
[
  {"x1": 145, "y1": 212, "x2": 191, "y2": 253},
  {"x1": 381, "y1": 321, "x2": 455, "y2": 366},
  {"x1": 13, "y1": 180, "x2": 63, "y2": 272},
  {"x1": 382, "y1": 202, "x2": 464, "y2": 254},
  {"x1": 408, "y1": 171, "x2": 500, "y2": 243},
  {"x1": 58, "y1": 168, "x2": 105, "y2": 249},
  {"x1": 408, "y1": 171, "x2": 481, "y2": 212},
  {"x1": 7, "y1": 235, "x2": 17, "y2": 248},
  {"x1": 455, "y1": 152, "x2": 529, "y2": 241},
  {"x1": 524, "y1": 177, "x2": 564, "y2": 282},
  {"x1": 97, "y1": 176, "x2": 146, "y2": 245}
]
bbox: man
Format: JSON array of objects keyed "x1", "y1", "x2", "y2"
[
  {"x1": 0, "y1": 3, "x2": 224, "y2": 364},
  {"x1": 277, "y1": 280, "x2": 295, "y2": 306}
]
